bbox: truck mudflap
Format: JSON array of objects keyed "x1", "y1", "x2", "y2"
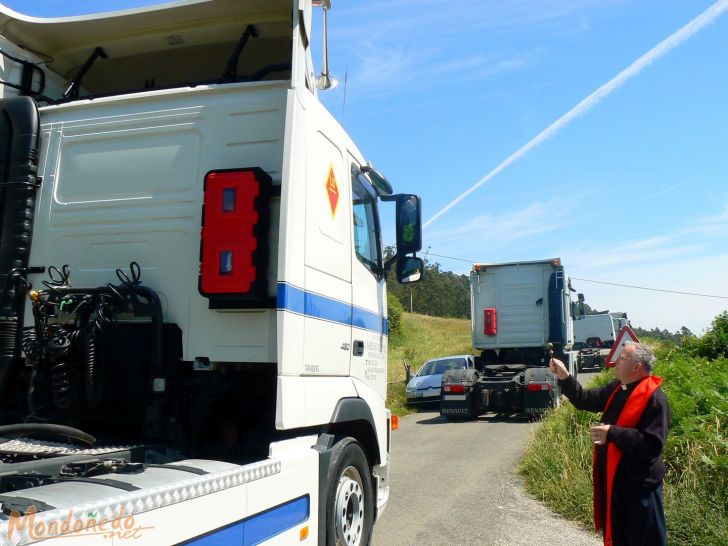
[
  {"x1": 440, "y1": 368, "x2": 479, "y2": 420},
  {"x1": 522, "y1": 367, "x2": 558, "y2": 415}
]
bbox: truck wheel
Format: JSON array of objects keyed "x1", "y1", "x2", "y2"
[{"x1": 326, "y1": 438, "x2": 374, "y2": 546}]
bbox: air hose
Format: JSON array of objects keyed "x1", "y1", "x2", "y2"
[
  {"x1": 0, "y1": 423, "x2": 96, "y2": 447},
  {"x1": 0, "y1": 97, "x2": 40, "y2": 390}
]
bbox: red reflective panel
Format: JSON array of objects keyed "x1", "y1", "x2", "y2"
[
  {"x1": 526, "y1": 383, "x2": 551, "y2": 392},
  {"x1": 200, "y1": 171, "x2": 260, "y2": 294},
  {"x1": 447, "y1": 384, "x2": 465, "y2": 393},
  {"x1": 484, "y1": 308, "x2": 497, "y2": 335}
]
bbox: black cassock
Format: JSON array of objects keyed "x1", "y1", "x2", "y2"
[{"x1": 559, "y1": 374, "x2": 669, "y2": 546}]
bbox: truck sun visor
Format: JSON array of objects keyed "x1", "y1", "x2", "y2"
[{"x1": 199, "y1": 168, "x2": 271, "y2": 306}]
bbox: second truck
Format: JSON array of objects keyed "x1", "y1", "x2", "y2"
[{"x1": 441, "y1": 259, "x2": 577, "y2": 419}]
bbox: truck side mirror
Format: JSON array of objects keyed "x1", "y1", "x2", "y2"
[
  {"x1": 395, "y1": 194, "x2": 422, "y2": 255},
  {"x1": 397, "y1": 256, "x2": 423, "y2": 284}
]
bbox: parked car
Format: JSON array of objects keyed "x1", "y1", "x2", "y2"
[{"x1": 405, "y1": 355, "x2": 475, "y2": 404}]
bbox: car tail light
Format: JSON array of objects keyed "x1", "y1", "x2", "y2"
[
  {"x1": 199, "y1": 168, "x2": 271, "y2": 306},
  {"x1": 444, "y1": 384, "x2": 465, "y2": 393},
  {"x1": 526, "y1": 383, "x2": 551, "y2": 392}
]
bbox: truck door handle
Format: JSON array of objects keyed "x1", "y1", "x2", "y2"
[{"x1": 353, "y1": 340, "x2": 364, "y2": 356}]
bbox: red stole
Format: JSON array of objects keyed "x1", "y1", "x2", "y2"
[{"x1": 593, "y1": 375, "x2": 662, "y2": 546}]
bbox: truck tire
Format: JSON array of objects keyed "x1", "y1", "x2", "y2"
[{"x1": 326, "y1": 438, "x2": 374, "y2": 546}]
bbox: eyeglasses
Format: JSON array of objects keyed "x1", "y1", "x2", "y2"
[{"x1": 616, "y1": 354, "x2": 635, "y2": 364}]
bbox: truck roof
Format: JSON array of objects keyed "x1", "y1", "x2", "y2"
[
  {"x1": 0, "y1": 0, "x2": 293, "y2": 96},
  {"x1": 472, "y1": 258, "x2": 561, "y2": 271}
]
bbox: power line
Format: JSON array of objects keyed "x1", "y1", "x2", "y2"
[
  {"x1": 424, "y1": 252, "x2": 728, "y2": 300},
  {"x1": 570, "y1": 277, "x2": 728, "y2": 300},
  {"x1": 426, "y1": 251, "x2": 472, "y2": 264}
]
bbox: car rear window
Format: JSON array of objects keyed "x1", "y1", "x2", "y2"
[{"x1": 419, "y1": 358, "x2": 467, "y2": 376}]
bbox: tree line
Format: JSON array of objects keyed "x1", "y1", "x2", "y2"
[
  {"x1": 384, "y1": 250, "x2": 702, "y2": 341},
  {"x1": 385, "y1": 250, "x2": 469, "y2": 319},
  {"x1": 631, "y1": 325, "x2": 695, "y2": 345}
]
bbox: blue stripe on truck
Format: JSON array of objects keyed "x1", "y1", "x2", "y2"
[
  {"x1": 180, "y1": 495, "x2": 309, "y2": 545},
  {"x1": 277, "y1": 282, "x2": 388, "y2": 335}
]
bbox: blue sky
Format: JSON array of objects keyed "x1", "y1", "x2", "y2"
[{"x1": 6, "y1": 1, "x2": 728, "y2": 334}]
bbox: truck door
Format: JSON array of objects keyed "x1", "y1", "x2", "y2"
[
  {"x1": 349, "y1": 161, "x2": 387, "y2": 395},
  {"x1": 302, "y1": 132, "x2": 352, "y2": 376}
]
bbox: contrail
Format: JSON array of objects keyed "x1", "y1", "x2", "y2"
[{"x1": 424, "y1": 0, "x2": 728, "y2": 229}]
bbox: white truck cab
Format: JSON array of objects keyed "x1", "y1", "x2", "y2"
[
  {"x1": 0, "y1": 1, "x2": 423, "y2": 544},
  {"x1": 574, "y1": 313, "x2": 617, "y2": 348}
]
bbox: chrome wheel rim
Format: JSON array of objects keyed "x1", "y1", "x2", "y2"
[{"x1": 335, "y1": 466, "x2": 365, "y2": 546}]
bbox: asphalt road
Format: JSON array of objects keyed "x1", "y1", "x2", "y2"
[{"x1": 372, "y1": 372, "x2": 601, "y2": 546}]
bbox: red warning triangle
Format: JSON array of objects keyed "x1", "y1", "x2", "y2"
[{"x1": 604, "y1": 325, "x2": 640, "y2": 368}]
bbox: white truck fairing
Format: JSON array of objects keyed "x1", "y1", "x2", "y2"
[{"x1": 0, "y1": 1, "x2": 424, "y2": 544}]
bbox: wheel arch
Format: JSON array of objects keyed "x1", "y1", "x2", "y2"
[{"x1": 327, "y1": 397, "x2": 380, "y2": 466}]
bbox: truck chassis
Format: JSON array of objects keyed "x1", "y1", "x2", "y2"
[{"x1": 440, "y1": 348, "x2": 564, "y2": 419}]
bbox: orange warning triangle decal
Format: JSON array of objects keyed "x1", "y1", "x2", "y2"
[
  {"x1": 604, "y1": 325, "x2": 640, "y2": 367},
  {"x1": 326, "y1": 164, "x2": 339, "y2": 217}
]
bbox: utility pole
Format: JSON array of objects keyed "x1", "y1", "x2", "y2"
[{"x1": 409, "y1": 246, "x2": 430, "y2": 314}]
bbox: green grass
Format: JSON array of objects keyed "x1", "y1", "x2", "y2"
[
  {"x1": 386, "y1": 312, "x2": 473, "y2": 416},
  {"x1": 519, "y1": 339, "x2": 728, "y2": 545}
]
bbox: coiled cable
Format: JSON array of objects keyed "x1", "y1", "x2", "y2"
[
  {"x1": 47, "y1": 328, "x2": 74, "y2": 409},
  {"x1": 83, "y1": 333, "x2": 103, "y2": 409}
]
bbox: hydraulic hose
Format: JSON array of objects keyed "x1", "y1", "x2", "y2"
[
  {"x1": 0, "y1": 423, "x2": 96, "y2": 447},
  {"x1": 0, "y1": 97, "x2": 40, "y2": 392}
]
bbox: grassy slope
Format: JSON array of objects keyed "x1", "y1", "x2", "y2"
[{"x1": 386, "y1": 312, "x2": 472, "y2": 416}]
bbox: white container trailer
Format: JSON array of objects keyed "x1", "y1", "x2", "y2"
[
  {"x1": 471, "y1": 259, "x2": 574, "y2": 351},
  {"x1": 0, "y1": 1, "x2": 424, "y2": 544}
]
